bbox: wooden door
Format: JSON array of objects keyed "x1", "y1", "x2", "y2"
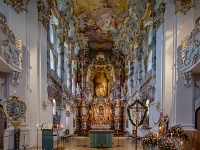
[{"x1": 195, "y1": 107, "x2": 200, "y2": 131}]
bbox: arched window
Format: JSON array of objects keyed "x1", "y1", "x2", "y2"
[
  {"x1": 50, "y1": 49, "x2": 55, "y2": 70},
  {"x1": 53, "y1": 99, "x2": 56, "y2": 115},
  {"x1": 49, "y1": 24, "x2": 54, "y2": 44},
  {"x1": 147, "y1": 50, "x2": 152, "y2": 72}
]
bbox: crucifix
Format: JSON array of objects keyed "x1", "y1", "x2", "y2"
[{"x1": 127, "y1": 100, "x2": 148, "y2": 150}]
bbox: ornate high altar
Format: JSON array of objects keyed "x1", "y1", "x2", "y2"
[
  {"x1": 76, "y1": 52, "x2": 126, "y2": 135},
  {"x1": 88, "y1": 54, "x2": 114, "y2": 130},
  {"x1": 89, "y1": 53, "x2": 113, "y2": 129}
]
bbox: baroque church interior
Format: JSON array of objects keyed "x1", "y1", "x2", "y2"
[{"x1": 0, "y1": 0, "x2": 200, "y2": 149}]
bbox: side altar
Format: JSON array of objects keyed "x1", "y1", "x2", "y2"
[{"x1": 90, "y1": 130, "x2": 113, "y2": 148}]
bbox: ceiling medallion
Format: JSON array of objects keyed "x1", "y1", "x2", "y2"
[
  {"x1": 174, "y1": 0, "x2": 196, "y2": 15},
  {"x1": 3, "y1": 0, "x2": 30, "y2": 14}
]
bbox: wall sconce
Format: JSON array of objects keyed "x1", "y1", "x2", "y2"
[{"x1": 11, "y1": 71, "x2": 20, "y2": 87}]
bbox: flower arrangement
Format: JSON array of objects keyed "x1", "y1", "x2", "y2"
[
  {"x1": 166, "y1": 125, "x2": 189, "y2": 141},
  {"x1": 159, "y1": 140, "x2": 177, "y2": 150},
  {"x1": 97, "y1": 143, "x2": 106, "y2": 149},
  {"x1": 142, "y1": 132, "x2": 158, "y2": 149}
]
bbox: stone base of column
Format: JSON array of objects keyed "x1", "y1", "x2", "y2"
[{"x1": 4, "y1": 124, "x2": 33, "y2": 149}]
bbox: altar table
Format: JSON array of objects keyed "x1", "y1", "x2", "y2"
[{"x1": 90, "y1": 130, "x2": 113, "y2": 148}]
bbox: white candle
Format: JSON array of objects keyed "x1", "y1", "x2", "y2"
[
  {"x1": 157, "y1": 133, "x2": 158, "y2": 144},
  {"x1": 57, "y1": 124, "x2": 58, "y2": 129},
  {"x1": 24, "y1": 134, "x2": 27, "y2": 143},
  {"x1": 14, "y1": 90, "x2": 16, "y2": 94}
]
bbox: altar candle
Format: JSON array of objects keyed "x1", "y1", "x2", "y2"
[
  {"x1": 57, "y1": 124, "x2": 58, "y2": 129},
  {"x1": 14, "y1": 90, "x2": 16, "y2": 94},
  {"x1": 24, "y1": 134, "x2": 27, "y2": 143},
  {"x1": 171, "y1": 133, "x2": 172, "y2": 138},
  {"x1": 157, "y1": 133, "x2": 158, "y2": 144},
  {"x1": 181, "y1": 141, "x2": 183, "y2": 145}
]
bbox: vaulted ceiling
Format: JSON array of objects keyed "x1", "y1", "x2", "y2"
[{"x1": 52, "y1": 0, "x2": 153, "y2": 57}]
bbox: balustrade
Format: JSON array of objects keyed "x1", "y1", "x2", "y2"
[{"x1": 0, "y1": 17, "x2": 23, "y2": 71}]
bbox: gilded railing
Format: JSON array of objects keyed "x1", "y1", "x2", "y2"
[
  {"x1": 181, "y1": 23, "x2": 200, "y2": 72},
  {"x1": 0, "y1": 17, "x2": 23, "y2": 70}
]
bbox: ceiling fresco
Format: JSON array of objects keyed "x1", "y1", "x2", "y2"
[{"x1": 73, "y1": 0, "x2": 128, "y2": 42}]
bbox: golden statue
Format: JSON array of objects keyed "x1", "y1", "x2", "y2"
[{"x1": 154, "y1": 112, "x2": 169, "y2": 138}]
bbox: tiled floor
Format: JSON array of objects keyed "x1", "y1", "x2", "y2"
[{"x1": 54, "y1": 136, "x2": 143, "y2": 150}]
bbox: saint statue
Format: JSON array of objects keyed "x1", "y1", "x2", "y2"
[
  {"x1": 76, "y1": 83, "x2": 81, "y2": 98},
  {"x1": 120, "y1": 84, "x2": 126, "y2": 99},
  {"x1": 154, "y1": 112, "x2": 169, "y2": 138}
]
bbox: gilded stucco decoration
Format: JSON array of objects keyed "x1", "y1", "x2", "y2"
[
  {"x1": 181, "y1": 18, "x2": 200, "y2": 87},
  {"x1": 37, "y1": 0, "x2": 51, "y2": 30},
  {"x1": 3, "y1": 0, "x2": 30, "y2": 14},
  {"x1": 42, "y1": 100, "x2": 47, "y2": 111},
  {"x1": 154, "y1": 2, "x2": 165, "y2": 31},
  {"x1": 3, "y1": 93, "x2": 27, "y2": 129},
  {"x1": 174, "y1": 0, "x2": 196, "y2": 15},
  {"x1": 181, "y1": 22, "x2": 200, "y2": 72},
  {"x1": 0, "y1": 17, "x2": 23, "y2": 70}
]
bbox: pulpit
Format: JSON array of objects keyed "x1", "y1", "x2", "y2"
[{"x1": 90, "y1": 130, "x2": 113, "y2": 148}]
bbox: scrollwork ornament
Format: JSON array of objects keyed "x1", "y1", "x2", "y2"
[
  {"x1": 37, "y1": 0, "x2": 51, "y2": 30},
  {"x1": 3, "y1": 93, "x2": 27, "y2": 129},
  {"x1": 174, "y1": 0, "x2": 196, "y2": 15},
  {"x1": 182, "y1": 72, "x2": 192, "y2": 87},
  {"x1": 3, "y1": 0, "x2": 30, "y2": 14},
  {"x1": 154, "y1": 2, "x2": 165, "y2": 31}
]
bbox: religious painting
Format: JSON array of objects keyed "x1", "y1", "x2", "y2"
[
  {"x1": 93, "y1": 72, "x2": 109, "y2": 97},
  {"x1": 97, "y1": 106, "x2": 104, "y2": 116},
  {"x1": 73, "y1": 0, "x2": 128, "y2": 42}
]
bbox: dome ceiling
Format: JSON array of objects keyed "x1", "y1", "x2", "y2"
[{"x1": 73, "y1": 0, "x2": 129, "y2": 42}]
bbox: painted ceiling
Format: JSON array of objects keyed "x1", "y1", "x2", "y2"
[{"x1": 73, "y1": 0, "x2": 129, "y2": 42}]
